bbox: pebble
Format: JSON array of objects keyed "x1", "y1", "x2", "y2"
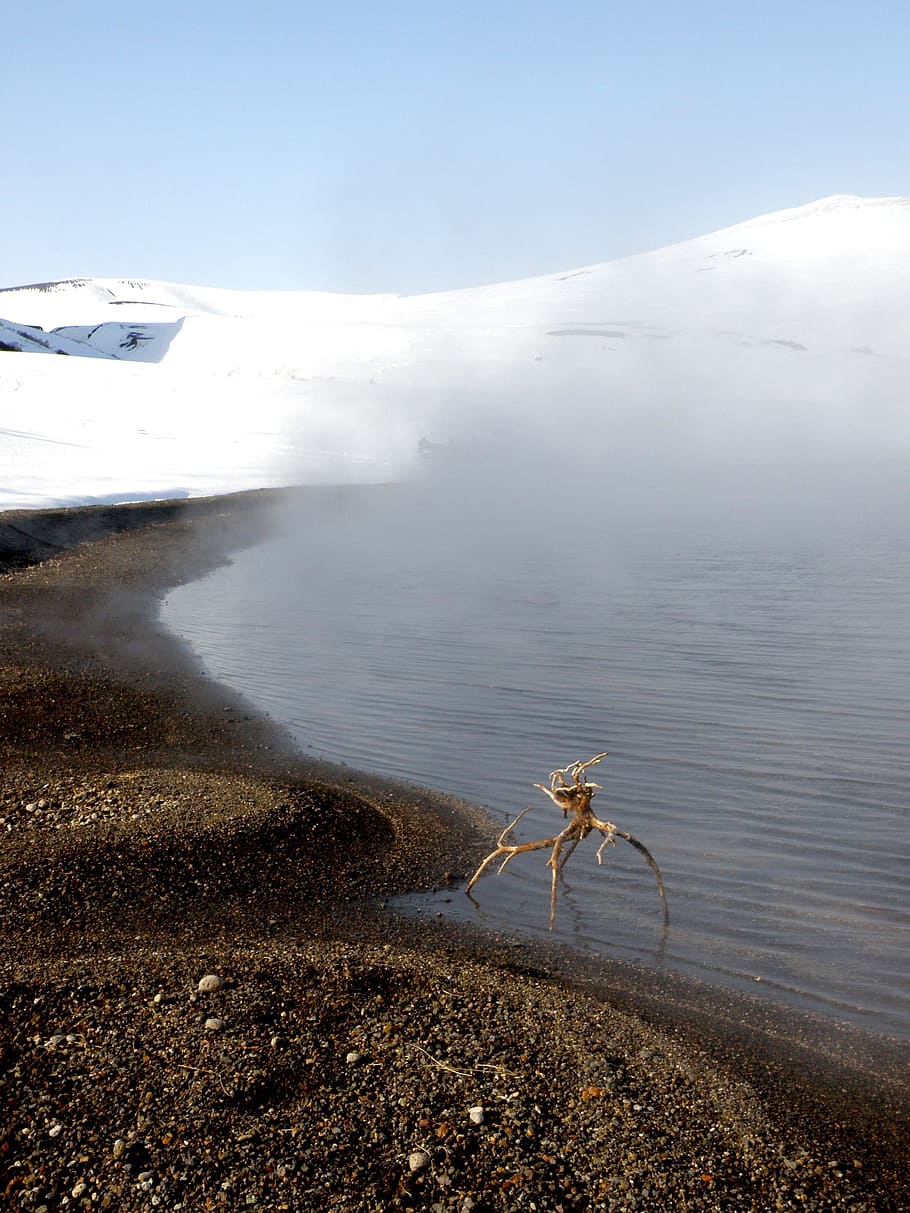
[
  {"x1": 197, "y1": 974, "x2": 224, "y2": 993},
  {"x1": 71, "y1": 1182, "x2": 88, "y2": 1198},
  {"x1": 345, "y1": 1051, "x2": 363, "y2": 1064},
  {"x1": 408, "y1": 1150, "x2": 431, "y2": 1172},
  {"x1": 204, "y1": 1017, "x2": 226, "y2": 1031},
  {"x1": 468, "y1": 1105, "x2": 485, "y2": 1125}
]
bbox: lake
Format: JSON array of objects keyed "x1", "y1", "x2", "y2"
[{"x1": 162, "y1": 471, "x2": 910, "y2": 1039}]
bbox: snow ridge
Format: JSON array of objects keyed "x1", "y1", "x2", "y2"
[{"x1": 1, "y1": 194, "x2": 908, "y2": 511}]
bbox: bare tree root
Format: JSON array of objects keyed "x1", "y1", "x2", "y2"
[
  {"x1": 465, "y1": 753, "x2": 669, "y2": 930},
  {"x1": 611, "y1": 827, "x2": 669, "y2": 927}
]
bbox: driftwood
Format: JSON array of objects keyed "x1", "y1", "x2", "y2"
[{"x1": 466, "y1": 753, "x2": 669, "y2": 929}]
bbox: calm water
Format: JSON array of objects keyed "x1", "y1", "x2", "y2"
[{"x1": 163, "y1": 478, "x2": 910, "y2": 1039}]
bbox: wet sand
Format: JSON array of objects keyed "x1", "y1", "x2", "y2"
[{"x1": 1, "y1": 490, "x2": 908, "y2": 1211}]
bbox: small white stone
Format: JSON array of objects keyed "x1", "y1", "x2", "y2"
[
  {"x1": 48, "y1": 1124, "x2": 63, "y2": 1138},
  {"x1": 71, "y1": 1182, "x2": 88, "y2": 1198},
  {"x1": 345, "y1": 1051, "x2": 363, "y2": 1065},
  {"x1": 468, "y1": 1106, "x2": 485, "y2": 1125},
  {"x1": 408, "y1": 1150, "x2": 431, "y2": 1172},
  {"x1": 204, "y1": 1017, "x2": 226, "y2": 1032},
  {"x1": 197, "y1": 974, "x2": 224, "y2": 993}
]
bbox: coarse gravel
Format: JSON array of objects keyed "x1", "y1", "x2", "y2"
[{"x1": 1, "y1": 489, "x2": 908, "y2": 1212}]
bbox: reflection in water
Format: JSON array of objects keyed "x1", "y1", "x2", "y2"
[{"x1": 163, "y1": 479, "x2": 910, "y2": 1039}]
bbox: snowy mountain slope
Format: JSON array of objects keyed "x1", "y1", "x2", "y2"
[
  {"x1": 0, "y1": 317, "x2": 117, "y2": 358},
  {"x1": 0, "y1": 276, "x2": 399, "y2": 325},
  {"x1": 0, "y1": 195, "x2": 908, "y2": 511},
  {"x1": 399, "y1": 194, "x2": 910, "y2": 358},
  {"x1": 51, "y1": 319, "x2": 186, "y2": 362},
  {"x1": 0, "y1": 309, "x2": 187, "y2": 363}
]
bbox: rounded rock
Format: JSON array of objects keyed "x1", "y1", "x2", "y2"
[
  {"x1": 197, "y1": 974, "x2": 224, "y2": 994},
  {"x1": 408, "y1": 1150, "x2": 431, "y2": 1173},
  {"x1": 204, "y1": 1017, "x2": 226, "y2": 1032},
  {"x1": 468, "y1": 1106, "x2": 485, "y2": 1125}
]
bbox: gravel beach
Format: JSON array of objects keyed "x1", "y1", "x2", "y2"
[{"x1": 1, "y1": 490, "x2": 908, "y2": 1212}]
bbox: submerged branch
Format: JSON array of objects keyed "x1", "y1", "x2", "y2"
[{"x1": 466, "y1": 753, "x2": 669, "y2": 931}]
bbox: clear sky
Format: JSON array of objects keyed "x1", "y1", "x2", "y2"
[{"x1": 3, "y1": 1, "x2": 908, "y2": 294}]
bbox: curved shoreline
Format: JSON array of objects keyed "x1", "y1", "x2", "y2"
[{"x1": 1, "y1": 490, "x2": 908, "y2": 1211}]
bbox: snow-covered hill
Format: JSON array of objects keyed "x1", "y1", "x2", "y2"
[{"x1": 1, "y1": 195, "x2": 908, "y2": 510}]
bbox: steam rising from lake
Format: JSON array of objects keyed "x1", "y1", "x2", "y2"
[
  {"x1": 165, "y1": 447, "x2": 910, "y2": 1037},
  {"x1": 153, "y1": 196, "x2": 910, "y2": 1035}
]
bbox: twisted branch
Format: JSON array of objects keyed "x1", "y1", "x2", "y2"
[{"x1": 466, "y1": 754, "x2": 668, "y2": 930}]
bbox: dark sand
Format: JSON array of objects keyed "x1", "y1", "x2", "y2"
[{"x1": 1, "y1": 490, "x2": 908, "y2": 1212}]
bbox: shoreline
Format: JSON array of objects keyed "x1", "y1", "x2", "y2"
[{"x1": 1, "y1": 490, "x2": 908, "y2": 1211}]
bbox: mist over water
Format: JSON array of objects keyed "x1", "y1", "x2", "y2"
[
  {"x1": 164, "y1": 442, "x2": 910, "y2": 1038},
  {"x1": 159, "y1": 211, "x2": 907, "y2": 1030}
]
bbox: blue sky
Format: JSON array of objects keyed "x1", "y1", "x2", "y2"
[{"x1": 3, "y1": 1, "x2": 908, "y2": 293}]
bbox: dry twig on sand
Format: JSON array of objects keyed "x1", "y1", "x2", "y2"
[{"x1": 466, "y1": 753, "x2": 669, "y2": 929}]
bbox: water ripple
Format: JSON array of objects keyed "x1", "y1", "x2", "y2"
[{"x1": 163, "y1": 492, "x2": 910, "y2": 1039}]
